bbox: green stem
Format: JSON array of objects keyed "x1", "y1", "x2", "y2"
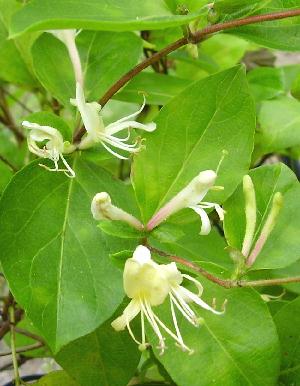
[{"x1": 9, "y1": 306, "x2": 21, "y2": 386}]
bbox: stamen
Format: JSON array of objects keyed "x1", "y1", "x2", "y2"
[
  {"x1": 169, "y1": 292, "x2": 197, "y2": 326},
  {"x1": 126, "y1": 313, "x2": 142, "y2": 346},
  {"x1": 141, "y1": 300, "x2": 166, "y2": 355},
  {"x1": 152, "y1": 303, "x2": 193, "y2": 353},
  {"x1": 171, "y1": 288, "x2": 198, "y2": 323},
  {"x1": 100, "y1": 141, "x2": 129, "y2": 160}
]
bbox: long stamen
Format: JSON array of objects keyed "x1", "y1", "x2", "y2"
[
  {"x1": 60, "y1": 154, "x2": 76, "y2": 178},
  {"x1": 171, "y1": 288, "x2": 197, "y2": 323},
  {"x1": 141, "y1": 300, "x2": 166, "y2": 355},
  {"x1": 100, "y1": 141, "x2": 129, "y2": 160},
  {"x1": 169, "y1": 292, "x2": 197, "y2": 326},
  {"x1": 170, "y1": 297, "x2": 193, "y2": 353},
  {"x1": 126, "y1": 313, "x2": 142, "y2": 346}
]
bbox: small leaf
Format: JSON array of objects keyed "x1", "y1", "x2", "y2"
[
  {"x1": 98, "y1": 220, "x2": 143, "y2": 239},
  {"x1": 34, "y1": 371, "x2": 79, "y2": 386}
]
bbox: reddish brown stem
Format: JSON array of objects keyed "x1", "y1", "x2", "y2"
[{"x1": 149, "y1": 246, "x2": 300, "y2": 289}]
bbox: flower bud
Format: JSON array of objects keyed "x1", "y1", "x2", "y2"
[{"x1": 91, "y1": 192, "x2": 143, "y2": 230}]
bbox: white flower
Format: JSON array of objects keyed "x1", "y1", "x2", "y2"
[
  {"x1": 71, "y1": 83, "x2": 156, "y2": 159},
  {"x1": 91, "y1": 192, "x2": 143, "y2": 230},
  {"x1": 111, "y1": 245, "x2": 224, "y2": 354},
  {"x1": 147, "y1": 170, "x2": 225, "y2": 234},
  {"x1": 22, "y1": 121, "x2": 76, "y2": 178},
  {"x1": 47, "y1": 29, "x2": 83, "y2": 86}
]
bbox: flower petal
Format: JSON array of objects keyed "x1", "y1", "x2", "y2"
[
  {"x1": 111, "y1": 299, "x2": 141, "y2": 331},
  {"x1": 189, "y1": 205, "x2": 211, "y2": 235}
]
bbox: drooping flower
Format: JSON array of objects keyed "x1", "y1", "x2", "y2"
[
  {"x1": 47, "y1": 29, "x2": 83, "y2": 86},
  {"x1": 91, "y1": 192, "x2": 143, "y2": 230},
  {"x1": 71, "y1": 83, "x2": 156, "y2": 159},
  {"x1": 22, "y1": 121, "x2": 76, "y2": 178},
  {"x1": 111, "y1": 245, "x2": 224, "y2": 354},
  {"x1": 147, "y1": 170, "x2": 224, "y2": 234}
]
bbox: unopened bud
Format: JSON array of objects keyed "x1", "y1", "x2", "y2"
[
  {"x1": 242, "y1": 175, "x2": 257, "y2": 257},
  {"x1": 246, "y1": 192, "x2": 283, "y2": 267},
  {"x1": 91, "y1": 192, "x2": 144, "y2": 231}
]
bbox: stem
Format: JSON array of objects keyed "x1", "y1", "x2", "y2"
[
  {"x1": 0, "y1": 154, "x2": 18, "y2": 172},
  {"x1": 0, "y1": 342, "x2": 44, "y2": 357},
  {"x1": 9, "y1": 306, "x2": 21, "y2": 386},
  {"x1": 149, "y1": 246, "x2": 300, "y2": 288},
  {"x1": 0, "y1": 88, "x2": 25, "y2": 143},
  {"x1": 73, "y1": 8, "x2": 300, "y2": 142},
  {"x1": 14, "y1": 327, "x2": 44, "y2": 344}
]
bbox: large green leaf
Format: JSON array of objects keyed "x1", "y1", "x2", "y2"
[
  {"x1": 247, "y1": 67, "x2": 285, "y2": 102},
  {"x1": 151, "y1": 280, "x2": 280, "y2": 386},
  {"x1": 274, "y1": 297, "x2": 300, "y2": 384},
  {"x1": 255, "y1": 96, "x2": 300, "y2": 157},
  {"x1": 224, "y1": 164, "x2": 300, "y2": 270},
  {"x1": 132, "y1": 65, "x2": 255, "y2": 222},
  {"x1": 10, "y1": 0, "x2": 205, "y2": 37},
  {"x1": 56, "y1": 316, "x2": 140, "y2": 386},
  {"x1": 32, "y1": 30, "x2": 142, "y2": 106},
  {"x1": 227, "y1": 0, "x2": 300, "y2": 51},
  {"x1": 0, "y1": 156, "x2": 141, "y2": 352}
]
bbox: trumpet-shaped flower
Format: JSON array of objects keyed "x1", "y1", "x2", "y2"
[
  {"x1": 71, "y1": 83, "x2": 156, "y2": 159},
  {"x1": 147, "y1": 170, "x2": 225, "y2": 234},
  {"x1": 22, "y1": 121, "x2": 76, "y2": 178},
  {"x1": 111, "y1": 245, "x2": 224, "y2": 354},
  {"x1": 91, "y1": 192, "x2": 143, "y2": 230}
]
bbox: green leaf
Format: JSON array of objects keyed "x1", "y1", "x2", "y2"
[
  {"x1": 255, "y1": 96, "x2": 300, "y2": 157},
  {"x1": 274, "y1": 297, "x2": 300, "y2": 384},
  {"x1": 132, "y1": 65, "x2": 255, "y2": 223},
  {"x1": 0, "y1": 1, "x2": 35, "y2": 85},
  {"x1": 224, "y1": 164, "x2": 300, "y2": 270},
  {"x1": 0, "y1": 156, "x2": 140, "y2": 352},
  {"x1": 32, "y1": 30, "x2": 142, "y2": 106},
  {"x1": 227, "y1": 0, "x2": 300, "y2": 51},
  {"x1": 34, "y1": 371, "x2": 79, "y2": 386},
  {"x1": 115, "y1": 72, "x2": 192, "y2": 106},
  {"x1": 247, "y1": 67, "x2": 285, "y2": 102},
  {"x1": 214, "y1": 0, "x2": 272, "y2": 20},
  {"x1": 98, "y1": 220, "x2": 143, "y2": 239},
  {"x1": 151, "y1": 281, "x2": 280, "y2": 386},
  {"x1": 10, "y1": 0, "x2": 205, "y2": 38},
  {"x1": 56, "y1": 316, "x2": 141, "y2": 386}
]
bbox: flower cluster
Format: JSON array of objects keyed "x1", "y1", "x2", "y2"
[
  {"x1": 23, "y1": 29, "x2": 156, "y2": 177},
  {"x1": 111, "y1": 245, "x2": 225, "y2": 354}
]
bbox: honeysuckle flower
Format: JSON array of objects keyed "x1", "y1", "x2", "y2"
[
  {"x1": 91, "y1": 192, "x2": 143, "y2": 230},
  {"x1": 71, "y1": 83, "x2": 156, "y2": 159},
  {"x1": 22, "y1": 121, "x2": 76, "y2": 178},
  {"x1": 47, "y1": 29, "x2": 83, "y2": 86},
  {"x1": 147, "y1": 170, "x2": 225, "y2": 234},
  {"x1": 111, "y1": 245, "x2": 225, "y2": 355}
]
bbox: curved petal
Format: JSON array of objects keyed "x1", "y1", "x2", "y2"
[
  {"x1": 189, "y1": 205, "x2": 211, "y2": 235},
  {"x1": 105, "y1": 120, "x2": 156, "y2": 136},
  {"x1": 111, "y1": 299, "x2": 141, "y2": 331}
]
